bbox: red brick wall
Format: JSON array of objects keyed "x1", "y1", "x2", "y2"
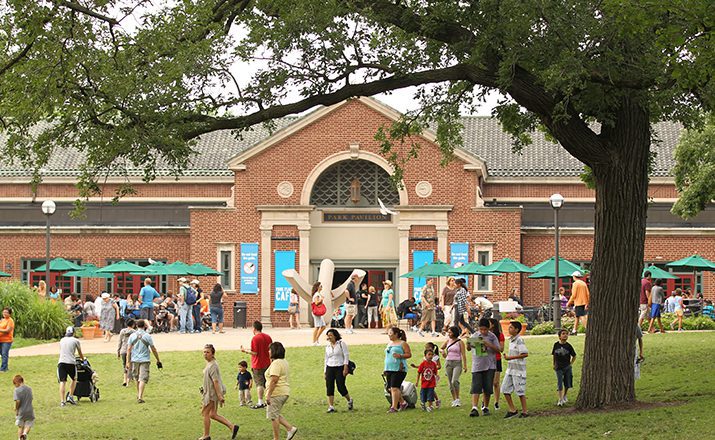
[{"x1": 270, "y1": 225, "x2": 299, "y2": 327}]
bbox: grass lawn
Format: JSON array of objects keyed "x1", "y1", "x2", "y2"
[
  {"x1": 1, "y1": 332, "x2": 713, "y2": 439},
  {"x1": 9, "y1": 338, "x2": 57, "y2": 349}
]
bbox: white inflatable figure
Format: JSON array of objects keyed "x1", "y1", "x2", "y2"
[{"x1": 282, "y1": 259, "x2": 366, "y2": 319}]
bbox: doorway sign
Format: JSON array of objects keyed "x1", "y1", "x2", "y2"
[
  {"x1": 412, "y1": 250, "x2": 434, "y2": 303},
  {"x1": 274, "y1": 250, "x2": 295, "y2": 311}
]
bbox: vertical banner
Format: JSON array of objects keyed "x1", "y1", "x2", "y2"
[
  {"x1": 412, "y1": 250, "x2": 434, "y2": 303},
  {"x1": 240, "y1": 243, "x2": 259, "y2": 294},
  {"x1": 274, "y1": 250, "x2": 295, "y2": 311},
  {"x1": 450, "y1": 242, "x2": 469, "y2": 268}
]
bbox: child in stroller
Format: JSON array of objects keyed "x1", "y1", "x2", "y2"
[{"x1": 153, "y1": 305, "x2": 172, "y2": 333}]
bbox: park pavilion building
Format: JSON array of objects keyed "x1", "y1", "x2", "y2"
[{"x1": 0, "y1": 97, "x2": 713, "y2": 326}]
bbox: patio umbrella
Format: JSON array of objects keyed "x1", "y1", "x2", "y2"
[
  {"x1": 35, "y1": 257, "x2": 83, "y2": 272},
  {"x1": 666, "y1": 254, "x2": 715, "y2": 292},
  {"x1": 482, "y1": 257, "x2": 536, "y2": 298},
  {"x1": 528, "y1": 257, "x2": 583, "y2": 279},
  {"x1": 139, "y1": 261, "x2": 192, "y2": 276},
  {"x1": 64, "y1": 264, "x2": 114, "y2": 279},
  {"x1": 446, "y1": 261, "x2": 503, "y2": 276},
  {"x1": 188, "y1": 263, "x2": 221, "y2": 276},
  {"x1": 0, "y1": 270, "x2": 10, "y2": 277},
  {"x1": 399, "y1": 260, "x2": 452, "y2": 278},
  {"x1": 96, "y1": 260, "x2": 154, "y2": 274},
  {"x1": 642, "y1": 265, "x2": 679, "y2": 280}
]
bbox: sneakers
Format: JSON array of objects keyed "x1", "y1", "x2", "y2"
[
  {"x1": 482, "y1": 408, "x2": 490, "y2": 416},
  {"x1": 426, "y1": 406, "x2": 433, "y2": 412},
  {"x1": 286, "y1": 426, "x2": 298, "y2": 440},
  {"x1": 239, "y1": 402, "x2": 246, "y2": 407},
  {"x1": 450, "y1": 400, "x2": 457, "y2": 407},
  {"x1": 418, "y1": 330, "x2": 425, "y2": 337},
  {"x1": 421, "y1": 403, "x2": 427, "y2": 411},
  {"x1": 469, "y1": 407, "x2": 479, "y2": 417},
  {"x1": 435, "y1": 399, "x2": 441, "y2": 409},
  {"x1": 431, "y1": 332, "x2": 440, "y2": 337},
  {"x1": 569, "y1": 331, "x2": 577, "y2": 336},
  {"x1": 251, "y1": 403, "x2": 266, "y2": 409},
  {"x1": 387, "y1": 407, "x2": 398, "y2": 413},
  {"x1": 557, "y1": 399, "x2": 563, "y2": 407},
  {"x1": 66, "y1": 395, "x2": 77, "y2": 405},
  {"x1": 312, "y1": 341, "x2": 320, "y2": 346},
  {"x1": 481, "y1": 404, "x2": 486, "y2": 412},
  {"x1": 519, "y1": 412, "x2": 530, "y2": 418},
  {"x1": 504, "y1": 411, "x2": 519, "y2": 419},
  {"x1": 562, "y1": 396, "x2": 568, "y2": 404},
  {"x1": 60, "y1": 402, "x2": 66, "y2": 407},
  {"x1": 494, "y1": 402, "x2": 500, "y2": 410},
  {"x1": 326, "y1": 406, "x2": 336, "y2": 413},
  {"x1": 398, "y1": 401, "x2": 408, "y2": 411},
  {"x1": 411, "y1": 325, "x2": 419, "y2": 332},
  {"x1": 137, "y1": 398, "x2": 145, "y2": 404},
  {"x1": 347, "y1": 399, "x2": 354, "y2": 411},
  {"x1": 453, "y1": 398, "x2": 461, "y2": 407}
]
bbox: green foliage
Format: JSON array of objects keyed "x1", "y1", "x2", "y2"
[
  {"x1": 0, "y1": 281, "x2": 71, "y2": 340},
  {"x1": 640, "y1": 312, "x2": 715, "y2": 331},
  {"x1": 672, "y1": 114, "x2": 715, "y2": 219},
  {"x1": 530, "y1": 321, "x2": 556, "y2": 335}
]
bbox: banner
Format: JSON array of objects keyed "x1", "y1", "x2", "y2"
[
  {"x1": 274, "y1": 250, "x2": 295, "y2": 311},
  {"x1": 240, "y1": 243, "x2": 259, "y2": 294},
  {"x1": 412, "y1": 250, "x2": 434, "y2": 303},
  {"x1": 450, "y1": 242, "x2": 469, "y2": 268}
]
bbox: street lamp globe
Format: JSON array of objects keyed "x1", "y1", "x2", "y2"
[
  {"x1": 549, "y1": 193, "x2": 564, "y2": 209},
  {"x1": 41, "y1": 200, "x2": 56, "y2": 215}
]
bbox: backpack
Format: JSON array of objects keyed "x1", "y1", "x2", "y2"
[{"x1": 184, "y1": 286, "x2": 198, "y2": 305}]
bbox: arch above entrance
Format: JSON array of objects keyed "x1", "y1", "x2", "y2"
[{"x1": 300, "y1": 150, "x2": 409, "y2": 206}]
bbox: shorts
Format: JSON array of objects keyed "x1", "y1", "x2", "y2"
[
  {"x1": 555, "y1": 365, "x2": 573, "y2": 391},
  {"x1": 312, "y1": 314, "x2": 326, "y2": 328},
  {"x1": 210, "y1": 306, "x2": 224, "y2": 324},
  {"x1": 384, "y1": 370, "x2": 407, "y2": 389},
  {"x1": 650, "y1": 303, "x2": 662, "y2": 318},
  {"x1": 131, "y1": 362, "x2": 151, "y2": 383},
  {"x1": 420, "y1": 387, "x2": 435, "y2": 403},
  {"x1": 495, "y1": 359, "x2": 502, "y2": 373},
  {"x1": 15, "y1": 417, "x2": 34, "y2": 428},
  {"x1": 140, "y1": 308, "x2": 155, "y2": 321},
  {"x1": 638, "y1": 304, "x2": 648, "y2": 321},
  {"x1": 501, "y1": 373, "x2": 526, "y2": 396},
  {"x1": 675, "y1": 309, "x2": 684, "y2": 317},
  {"x1": 57, "y1": 362, "x2": 76, "y2": 382},
  {"x1": 252, "y1": 368, "x2": 267, "y2": 388},
  {"x1": 345, "y1": 304, "x2": 357, "y2": 316},
  {"x1": 470, "y1": 369, "x2": 495, "y2": 395},
  {"x1": 266, "y1": 395, "x2": 289, "y2": 420},
  {"x1": 421, "y1": 308, "x2": 435, "y2": 323},
  {"x1": 575, "y1": 305, "x2": 588, "y2": 317},
  {"x1": 442, "y1": 305, "x2": 454, "y2": 327}
]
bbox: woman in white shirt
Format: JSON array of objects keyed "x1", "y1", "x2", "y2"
[
  {"x1": 311, "y1": 282, "x2": 327, "y2": 346},
  {"x1": 324, "y1": 329, "x2": 353, "y2": 413}
]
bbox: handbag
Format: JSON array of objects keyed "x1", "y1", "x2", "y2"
[
  {"x1": 312, "y1": 302, "x2": 326, "y2": 316},
  {"x1": 338, "y1": 341, "x2": 356, "y2": 374},
  {"x1": 287, "y1": 304, "x2": 297, "y2": 314}
]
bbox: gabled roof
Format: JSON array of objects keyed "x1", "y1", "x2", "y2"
[{"x1": 0, "y1": 99, "x2": 682, "y2": 180}]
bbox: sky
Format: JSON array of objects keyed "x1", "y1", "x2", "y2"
[{"x1": 375, "y1": 87, "x2": 501, "y2": 116}]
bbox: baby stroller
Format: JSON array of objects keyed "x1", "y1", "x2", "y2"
[
  {"x1": 201, "y1": 313, "x2": 212, "y2": 332},
  {"x1": 73, "y1": 358, "x2": 100, "y2": 402},
  {"x1": 154, "y1": 306, "x2": 172, "y2": 333},
  {"x1": 383, "y1": 375, "x2": 417, "y2": 409}
]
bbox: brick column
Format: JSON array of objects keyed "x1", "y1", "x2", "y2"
[{"x1": 260, "y1": 228, "x2": 272, "y2": 326}]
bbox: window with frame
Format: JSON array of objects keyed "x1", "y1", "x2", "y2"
[
  {"x1": 476, "y1": 248, "x2": 492, "y2": 291},
  {"x1": 220, "y1": 250, "x2": 233, "y2": 289},
  {"x1": 310, "y1": 159, "x2": 400, "y2": 207},
  {"x1": 23, "y1": 258, "x2": 82, "y2": 293},
  {"x1": 104, "y1": 259, "x2": 166, "y2": 297}
]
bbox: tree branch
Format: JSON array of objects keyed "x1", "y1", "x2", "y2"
[
  {"x1": 0, "y1": 40, "x2": 35, "y2": 76},
  {"x1": 58, "y1": 1, "x2": 119, "y2": 26}
]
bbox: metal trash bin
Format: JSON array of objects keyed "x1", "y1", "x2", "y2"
[{"x1": 233, "y1": 301, "x2": 247, "y2": 328}]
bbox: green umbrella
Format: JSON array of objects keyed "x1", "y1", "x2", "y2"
[
  {"x1": 0, "y1": 270, "x2": 11, "y2": 277},
  {"x1": 35, "y1": 257, "x2": 83, "y2": 272},
  {"x1": 188, "y1": 263, "x2": 221, "y2": 276},
  {"x1": 642, "y1": 265, "x2": 679, "y2": 280},
  {"x1": 528, "y1": 257, "x2": 583, "y2": 279},
  {"x1": 96, "y1": 260, "x2": 153, "y2": 274},
  {"x1": 446, "y1": 262, "x2": 502, "y2": 276},
  {"x1": 400, "y1": 260, "x2": 452, "y2": 278},
  {"x1": 665, "y1": 254, "x2": 715, "y2": 271},
  {"x1": 64, "y1": 264, "x2": 114, "y2": 279},
  {"x1": 482, "y1": 258, "x2": 536, "y2": 274},
  {"x1": 136, "y1": 261, "x2": 189, "y2": 276}
]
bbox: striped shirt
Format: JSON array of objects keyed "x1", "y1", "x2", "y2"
[
  {"x1": 454, "y1": 288, "x2": 469, "y2": 315},
  {"x1": 505, "y1": 335, "x2": 528, "y2": 377}
]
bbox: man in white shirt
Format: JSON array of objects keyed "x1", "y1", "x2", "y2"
[{"x1": 58, "y1": 326, "x2": 84, "y2": 407}]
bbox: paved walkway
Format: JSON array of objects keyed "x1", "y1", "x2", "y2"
[{"x1": 12, "y1": 326, "x2": 440, "y2": 357}]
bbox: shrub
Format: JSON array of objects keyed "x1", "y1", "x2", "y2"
[
  {"x1": 0, "y1": 281, "x2": 71, "y2": 340},
  {"x1": 530, "y1": 322, "x2": 556, "y2": 335}
]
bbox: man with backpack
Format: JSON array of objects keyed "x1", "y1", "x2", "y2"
[
  {"x1": 125, "y1": 319, "x2": 162, "y2": 403},
  {"x1": 177, "y1": 277, "x2": 196, "y2": 334}
]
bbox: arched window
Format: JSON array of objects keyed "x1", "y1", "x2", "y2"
[{"x1": 310, "y1": 160, "x2": 400, "y2": 207}]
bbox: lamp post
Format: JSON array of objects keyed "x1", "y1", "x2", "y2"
[
  {"x1": 549, "y1": 193, "x2": 564, "y2": 330},
  {"x1": 41, "y1": 200, "x2": 56, "y2": 288}
]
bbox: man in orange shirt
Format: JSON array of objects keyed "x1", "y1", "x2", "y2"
[
  {"x1": 566, "y1": 271, "x2": 590, "y2": 335},
  {"x1": 0, "y1": 307, "x2": 14, "y2": 372}
]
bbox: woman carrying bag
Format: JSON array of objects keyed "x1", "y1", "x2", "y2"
[
  {"x1": 324, "y1": 329, "x2": 354, "y2": 413},
  {"x1": 311, "y1": 282, "x2": 327, "y2": 346}
]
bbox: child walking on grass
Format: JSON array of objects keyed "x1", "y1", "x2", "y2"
[
  {"x1": 13, "y1": 375, "x2": 34, "y2": 440},
  {"x1": 501, "y1": 321, "x2": 529, "y2": 419},
  {"x1": 416, "y1": 349, "x2": 438, "y2": 412},
  {"x1": 552, "y1": 329, "x2": 576, "y2": 406},
  {"x1": 412, "y1": 342, "x2": 442, "y2": 408},
  {"x1": 235, "y1": 360, "x2": 253, "y2": 406}
]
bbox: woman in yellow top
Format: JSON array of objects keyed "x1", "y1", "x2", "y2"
[
  {"x1": 265, "y1": 342, "x2": 298, "y2": 440},
  {"x1": 199, "y1": 344, "x2": 239, "y2": 440},
  {"x1": 0, "y1": 307, "x2": 15, "y2": 372}
]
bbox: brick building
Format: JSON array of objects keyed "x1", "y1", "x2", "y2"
[{"x1": 1, "y1": 97, "x2": 713, "y2": 326}]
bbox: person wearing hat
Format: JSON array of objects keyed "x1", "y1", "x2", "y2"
[
  {"x1": 57, "y1": 326, "x2": 84, "y2": 407},
  {"x1": 567, "y1": 271, "x2": 590, "y2": 335},
  {"x1": 177, "y1": 277, "x2": 195, "y2": 334},
  {"x1": 99, "y1": 292, "x2": 120, "y2": 342},
  {"x1": 191, "y1": 279, "x2": 203, "y2": 333}
]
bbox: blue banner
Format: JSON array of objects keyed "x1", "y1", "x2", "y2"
[
  {"x1": 240, "y1": 243, "x2": 259, "y2": 294},
  {"x1": 274, "y1": 251, "x2": 295, "y2": 311},
  {"x1": 412, "y1": 250, "x2": 434, "y2": 303},
  {"x1": 450, "y1": 242, "x2": 469, "y2": 269}
]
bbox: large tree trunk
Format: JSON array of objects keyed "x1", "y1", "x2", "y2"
[{"x1": 576, "y1": 101, "x2": 651, "y2": 408}]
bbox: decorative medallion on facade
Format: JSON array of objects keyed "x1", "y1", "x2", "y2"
[
  {"x1": 415, "y1": 181, "x2": 433, "y2": 198},
  {"x1": 277, "y1": 181, "x2": 294, "y2": 198},
  {"x1": 310, "y1": 159, "x2": 400, "y2": 207}
]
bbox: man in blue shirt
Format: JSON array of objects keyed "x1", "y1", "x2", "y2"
[
  {"x1": 126, "y1": 319, "x2": 162, "y2": 403},
  {"x1": 139, "y1": 278, "x2": 160, "y2": 321}
]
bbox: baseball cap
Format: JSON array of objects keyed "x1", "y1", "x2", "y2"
[
  {"x1": 177, "y1": 277, "x2": 188, "y2": 283},
  {"x1": 101, "y1": 292, "x2": 110, "y2": 299},
  {"x1": 191, "y1": 279, "x2": 200, "y2": 285},
  {"x1": 572, "y1": 271, "x2": 583, "y2": 278},
  {"x1": 65, "y1": 326, "x2": 75, "y2": 336}
]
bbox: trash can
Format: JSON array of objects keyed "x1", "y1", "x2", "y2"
[{"x1": 233, "y1": 301, "x2": 247, "y2": 328}]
